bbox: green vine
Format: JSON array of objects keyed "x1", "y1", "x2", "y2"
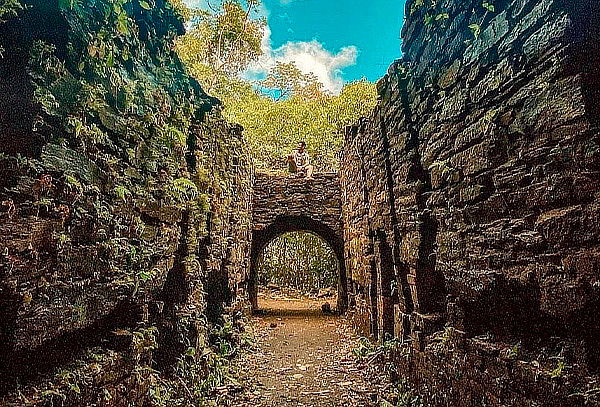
[{"x1": 468, "y1": 1, "x2": 497, "y2": 39}]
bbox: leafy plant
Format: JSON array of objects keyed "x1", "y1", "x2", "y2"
[
  {"x1": 139, "y1": 0, "x2": 152, "y2": 10},
  {"x1": 353, "y1": 337, "x2": 376, "y2": 358},
  {"x1": 353, "y1": 336, "x2": 404, "y2": 359},
  {"x1": 381, "y1": 380, "x2": 423, "y2": 407},
  {"x1": 167, "y1": 178, "x2": 199, "y2": 203},
  {"x1": 114, "y1": 185, "x2": 132, "y2": 200},
  {"x1": 468, "y1": 1, "x2": 497, "y2": 39},
  {"x1": 482, "y1": 1, "x2": 495, "y2": 12},
  {"x1": 132, "y1": 327, "x2": 159, "y2": 354},
  {"x1": 469, "y1": 23, "x2": 482, "y2": 39},
  {"x1": 550, "y1": 357, "x2": 567, "y2": 378},
  {"x1": 428, "y1": 158, "x2": 455, "y2": 180},
  {"x1": 409, "y1": 0, "x2": 425, "y2": 15},
  {"x1": 506, "y1": 342, "x2": 521, "y2": 360}
]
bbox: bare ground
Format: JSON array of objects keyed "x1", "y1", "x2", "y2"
[{"x1": 223, "y1": 292, "x2": 386, "y2": 407}]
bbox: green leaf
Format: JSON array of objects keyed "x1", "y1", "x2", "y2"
[
  {"x1": 114, "y1": 185, "x2": 131, "y2": 200},
  {"x1": 106, "y1": 51, "x2": 114, "y2": 67},
  {"x1": 435, "y1": 13, "x2": 449, "y2": 21},
  {"x1": 139, "y1": 0, "x2": 152, "y2": 10},
  {"x1": 424, "y1": 13, "x2": 434, "y2": 25},
  {"x1": 482, "y1": 1, "x2": 495, "y2": 12},
  {"x1": 468, "y1": 23, "x2": 481, "y2": 39},
  {"x1": 409, "y1": 0, "x2": 425, "y2": 15},
  {"x1": 115, "y1": 14, "x2": 130, "y2": 36}
]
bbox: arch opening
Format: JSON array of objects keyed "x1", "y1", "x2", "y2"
[
  {"x1": 257, "y1": 231, "x2": 337, "y2": 295},
  {"x1": 249, "y1": 215, "x2": 348, "y2": 313}
]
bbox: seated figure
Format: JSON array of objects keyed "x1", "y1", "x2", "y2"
[{"x1": 287, "y1": 141, "x2": 314, "y2": 180}]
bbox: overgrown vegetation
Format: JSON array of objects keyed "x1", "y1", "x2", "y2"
[
  {"x1": 409, "y1": 0, "x2": 497, "y2": 40},
  {"x1": 352, "y1": 336, "x2": 422, "y2": 407},
  {"x1": 226, "y1": 76, "x2": 377, "y2": 172},
  {"x1": 0, "y1": 0, "x2": 21, "y2": 22},
  {"x1": 145, "y1": 314, "x2": 254, "y2": 407},
  {"x1": 0, "y1": 0, "x2": 252, "y2": 404},
  {"x1": 17, "y1": 0, "x2": 221, "y2": 298},
  {"x1": 258, "y1": 232, "x2": 338, "y2": 294},
  {"x1": 380, "y1": 380, "x2": 423, "y2": 407},
  {"x1": 8, "y1": 314, "x2": 254, "y2": 406}
]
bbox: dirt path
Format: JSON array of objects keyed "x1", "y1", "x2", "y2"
[{"x1": 228, "y1": 293, "x2": 382, "y2": 407}]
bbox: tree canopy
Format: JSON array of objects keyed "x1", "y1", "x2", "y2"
[
  {"x1": 258, "y1": 232, "x2": 338, "y2": 293},
  {"x1": 176, "y1": 0, "x2": 378, "y2": 172},
  {"x1": 176, "y1": 0, "x2": 265, "y2": 94}
]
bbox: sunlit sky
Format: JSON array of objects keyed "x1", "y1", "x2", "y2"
[{"x1": 187, "y1": 0, "x2": 407, "y2": 93}]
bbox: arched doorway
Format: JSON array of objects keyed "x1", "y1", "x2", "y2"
[{"x1": 249, "y1": 215, "x2": 348, "y2": 313}]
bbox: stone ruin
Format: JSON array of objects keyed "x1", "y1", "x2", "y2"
[
  {"x1": 1, "y1": 0, "x2": 599, "y2": 405},
  {"x1": 340, "y1": 0, "x2": 600, "y2": 404}
]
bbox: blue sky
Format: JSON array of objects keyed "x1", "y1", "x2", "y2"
[
  {"x1": 187, "y1": 0, "x2": 407, "y2": 93},
  {"x1": 261, "y1": 0, "x2": 406, "y2": 86}
]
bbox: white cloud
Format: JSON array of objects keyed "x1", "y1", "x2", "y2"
[
  {"x1": 246, "y1": 26, "x2": 358, "y2": 95},
  {"x1": 183, "y1": 0, "x2": 358, "y2": 94}
]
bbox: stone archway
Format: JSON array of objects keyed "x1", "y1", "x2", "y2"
[{"x1": 250, "y1": 173, "x2": 347, "y2": 312}]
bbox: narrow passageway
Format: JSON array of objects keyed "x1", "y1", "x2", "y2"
[{"x1": 229, "y1": 294, "x2": 381, "y2": 407}]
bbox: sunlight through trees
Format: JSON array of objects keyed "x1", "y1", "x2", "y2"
[
  {"x1": 258, "y1": 232, "x2": 338, "y2": 294},
  {"x1": 175, "y1": 0, "x2": 378, "y2": 172}
]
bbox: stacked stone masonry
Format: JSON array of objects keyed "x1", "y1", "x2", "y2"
[
  {"x1": 1, "y1": 0, "x2": 600, "y2": 405},
  {"x1": 341, "y1": 0, "x2": 600, "y2": 405},
  {"x1": 0, "y1": 0, "x2": 252, "y2": 404}
]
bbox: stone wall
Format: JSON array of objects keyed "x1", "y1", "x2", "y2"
[
  {"x1": 0, "y1": 0, "x2": 252, "y2": 404},
  {"x1": 250, "y1": 172, "x2": 346, "y2": 309},
  {"x1": 252, "y1": 172, "x2": 343, "y2": 238},
  {"x1": 341, "y1": 0, "x2": 600, "y2": 404}
]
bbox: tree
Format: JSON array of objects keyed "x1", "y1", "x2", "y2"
[
  {"x1": 175, "y1": 1, "x2": 378, "y2": 172},
  {"x1": 258, "y1": 232, "x2": 338, "y2": 293},
  {"x1": 175, "y1": 0, "x2": 378, "y2": 293},
  {"x1": 262, "y1": 61, "x2": 325, "y2": 101},
  {"x1": 166, "y1": 0, "x2": 192, "y2": 21},
  {"x1": 176, "y1": 0, "x2": 265, "y2": 94},
  {"x1": 224, "y1": 78, "x2": 377, "y2": 172}
]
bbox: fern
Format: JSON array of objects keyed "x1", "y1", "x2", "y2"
[{"x1": 167, "y1": 178, "x2": 198, "y2": 203}]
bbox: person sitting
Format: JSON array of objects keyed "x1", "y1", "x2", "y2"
[{"x1": 287, "y1": 141, "x2": 314, "y2": 180}]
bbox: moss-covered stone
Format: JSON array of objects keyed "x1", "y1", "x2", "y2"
[{"x1": 0, "y1": 0, "x2": 252, "y2": 403}]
